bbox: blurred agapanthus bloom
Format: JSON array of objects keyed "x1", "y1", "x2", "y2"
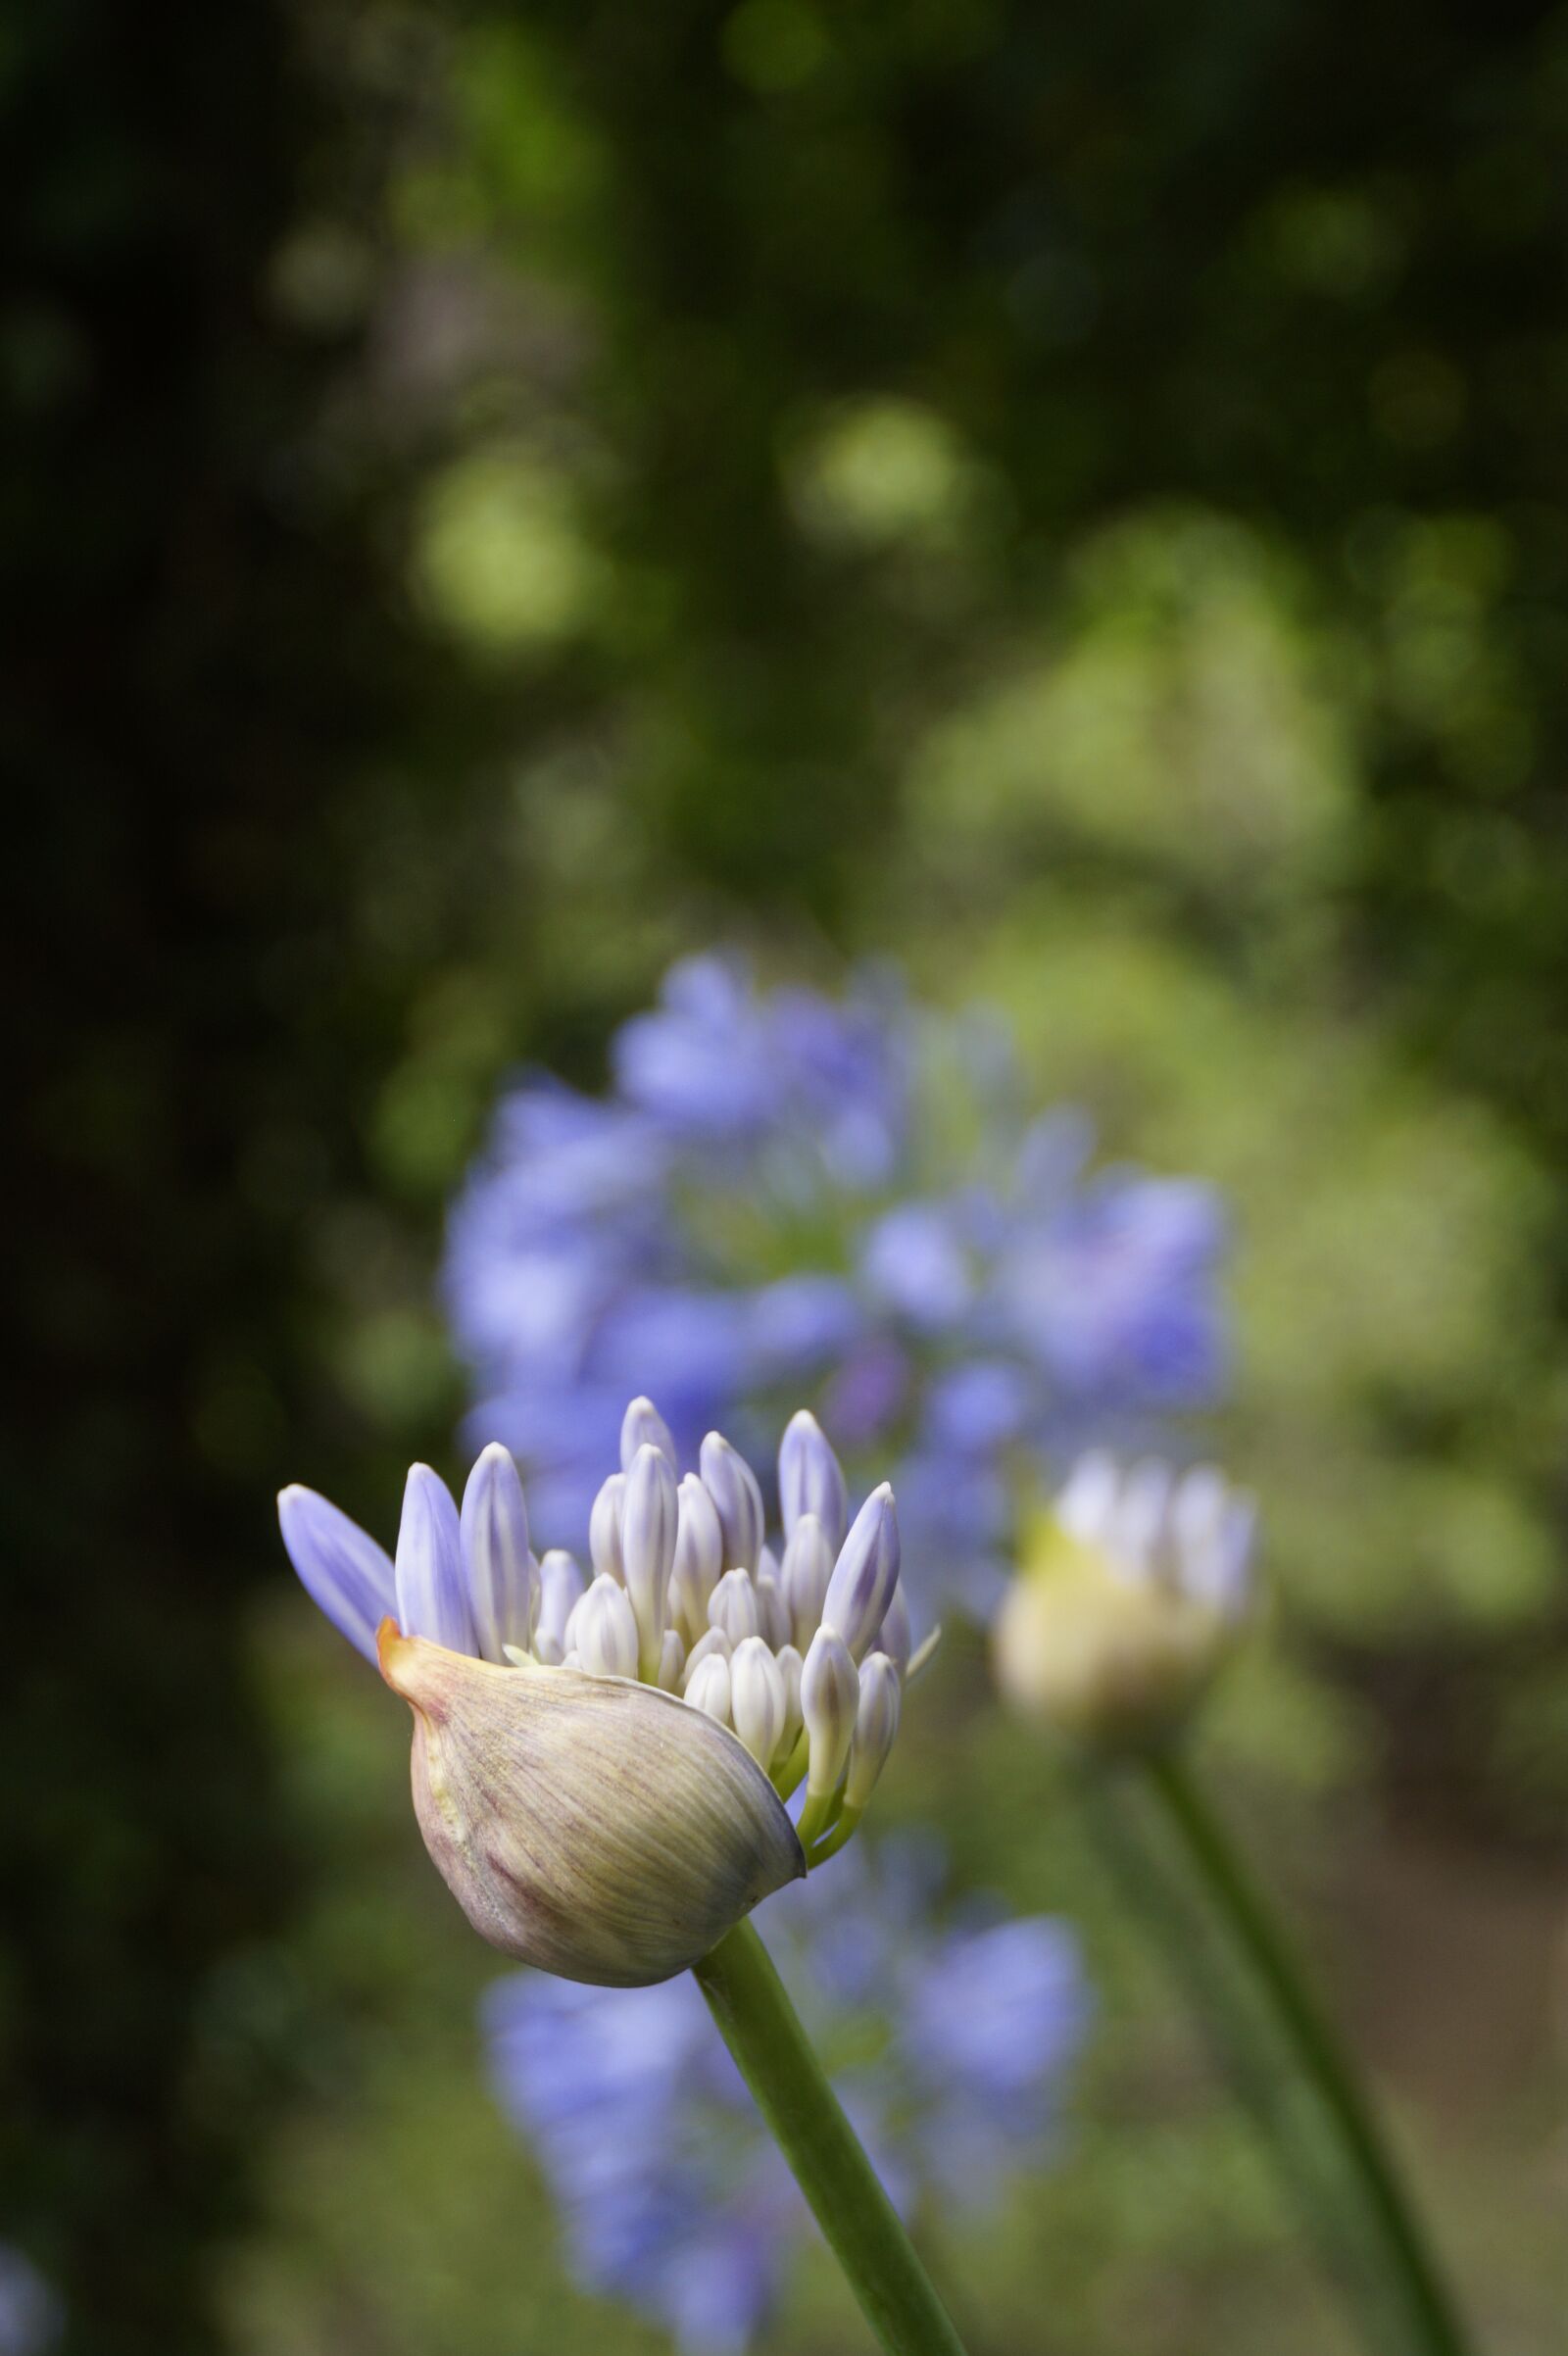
[
  {"x1": 994, "y1": 1450, "x2": 1258, "y2": 1749},
  {"x1": 0, "y1": 2249, "x2": 61, "y2": 2356},
  {"x1": 277, "y1": 1397, "x2": 928, "y2": 1980},
  {"x1": 444, "y1": 956, "x2": 1227, "y2": 1615},
  {"x1": 483, "y1": 1839, "x2": 1091, "y2": 2354}
]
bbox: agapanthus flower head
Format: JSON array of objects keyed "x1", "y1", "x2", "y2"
[
  {"x1": 482, "y1": 1840, "x2": 1092, "y2": 2354},
  {"x1": 993, "y1": 1450, "x2": 1257, "y2": 1750},
  {"x1": 444, "y1": 955, "x2": 1229, "y2": 1616},
  {"x1": 277, "y1": 1400, "x2": 929, "y2": 1982}
]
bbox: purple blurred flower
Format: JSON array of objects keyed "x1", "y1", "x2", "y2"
[
  {"x1": 444, "y1": 955, "x2": 1228, "y2": 1610},
  {"x1": 0, "y1": 2250, "x2": 60, "y2": 2356},
  {"x1": 482, "y1": 1841, "x2": 1090, "y2": 2353}
]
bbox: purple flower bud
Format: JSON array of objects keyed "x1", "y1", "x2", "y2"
[
  {"x1": 821, "y1": 1483, "x2": 901, "y2": 1662},
  {"x1": 277, "y1": 1486, "x2": 396, "y2": 1663},
  {"x1": 395, "y1": 1465, "x2": 476, "y2": 1654},
  {"x1": 777, "y1": 1409, "x2": 849, "y2": 1553},
  {"x1": 700, "y1": 1432, "x2": 763, "y2": 1574},
  {"x1": 619, "y1": 1395, "x2": 677, "y2": 1473},
  {"x1": 461, "y1": 1444, "x2": 538, "y2": 1663}
]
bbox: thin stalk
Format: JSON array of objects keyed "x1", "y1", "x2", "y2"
[
  {"x1": 1143, "y1": 1750, "x2": 1472, "y2": 2356},
  {"x1": 693, "y1": 1917, "x2": 969, "y2": 2356}
]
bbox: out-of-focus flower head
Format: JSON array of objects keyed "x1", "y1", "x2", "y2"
[
  {"x1": 482, "y1": 1838, "x2": 1091, "y2": 2354},
  {"x1": 277, "y1": 1399, "x2": 930, "y2": 1979},
  {"x1": 994, "y1": 1451, "x2": 1258, "y2": 1749},
  {"x1": 0, "y1": 2249, "x2": 61, "y2": 2356},
  {"x1": 445, "y1": 955, "x2": 1228, "y2": 1615}
]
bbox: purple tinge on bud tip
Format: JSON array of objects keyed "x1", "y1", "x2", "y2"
[
  {"x1": 778, "y1": 1409, "x2": 849, "y2": 1554},
  {"x1": 460, "y1": 1443, "x2": 534, "y2": 1663},
  {"x1": 821, "y1": 1482, "x2": 901, "y2": 1661},
  {"x1": 619, "y1": 1395, "x2": 677, "y2": 1474},
  {"x1": 396, "y1": 1463, "x2": 477, "y2": 1655},
  {"x1": 277, "y1": 1485, "x2": 397, "y2": 1663},
  {"x1": 699, "y1": 1432, "x2": 763, "y2": 1574}
]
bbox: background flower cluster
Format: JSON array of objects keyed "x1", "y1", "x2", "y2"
[
  {"x1": 446, "y1": 956, "x2": 1228, "y2": 1616},
  {"x1": 483, "y1": 1841, "x2": 1090, "y2": 2354}
]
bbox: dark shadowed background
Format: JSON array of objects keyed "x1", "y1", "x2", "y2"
[{"x1": 4, "y1": 2, "x2": 1566, "y2": 2350}]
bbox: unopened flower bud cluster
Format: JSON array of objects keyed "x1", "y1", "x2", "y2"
[{"x1": 524, "y1": 1399, "x2": 917, "y2": 1854}]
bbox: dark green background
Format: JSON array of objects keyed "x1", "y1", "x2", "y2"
[{"x1": 5, "y1": 2, "x2": 1565, "y2": 2349}]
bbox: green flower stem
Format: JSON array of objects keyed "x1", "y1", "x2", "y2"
[
  {"x1": 693, "y1": 1917, "x2": 970, "y2": 2356},
  {"x1": 1143, "y1": 1750, "x2": 1472, "y2": 2356}
]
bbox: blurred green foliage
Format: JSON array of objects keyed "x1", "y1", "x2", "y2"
[{"x1": 6, "y1": 0, "x2": 1566, "y2": 2350}]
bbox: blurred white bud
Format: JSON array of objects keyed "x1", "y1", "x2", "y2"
[{"x1": 994, "y1": 1456, "x2": 1258, "y2": 1750}]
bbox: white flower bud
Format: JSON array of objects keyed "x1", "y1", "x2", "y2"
[
  {"x1": 622, "y1": 1442, "x2": 678, "y2": 1679},
  {"x1": 620, "y1": 1394, "x2": 677, "y2": 1473},
  {"x1": 821, "y1": 1483, "x2": 900, "y2": 1662},
  {"x1": 730, "y1": 1636, "x2": 786, "y2": 1769},
  {"x1": 669, "y1": 1472, "x2": 724, "y2": 1646},
  {"x1": 534, "y1": 1549, "x2": 585, "y2": 1666},
  {"x1": 800, "y1": 1627, "x2": 858, "y2": 1798},
  {"x1": 993, "y1": 1455, "x2": 1257, "y2": 1750},
  {"x1": 774, "y1": 1643, "x2": 804, "y2": 1758},
  {"x1": 681, "y1": 1625, "x2": 733, "y2": 1689},
  {"x1": 780, "y1": 1512, "x2": 834, "y2": 1650},
  {"x1": 755, "y1": 1570, "x2": 791, "y2": 1652},
  {"x1": 845, "y1": 1653, "x2": 901, "y2": 1809},
  {"x1": 778, "y1": 1408, "x2": 849, "y2": 1553},
  {"x1": 460, "y1": 1443, "x2": 539, "y2": 1664},
  {"x1": 700, "y1": 1431, "x2": 763, "y2": 1574},
  {"x1": 589, "y1": 1472, "x2": 627, "y2": 1582},
  {"x1": 684, "y1": 1651, "x2": 733, "y2": 1727},
  {"x1": 378, "y1": 1627, "x2": 803, "y2": 1984},
  {"x1": 576, "y1": 1575, "x2": 640, "y2": 1681},
  {"x1": 709, "y1": 1566, "x2": 762, "y2": 1646},
  {"x1": 657, "y1": 1627, "x2": 687, "y2": 1693}
]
